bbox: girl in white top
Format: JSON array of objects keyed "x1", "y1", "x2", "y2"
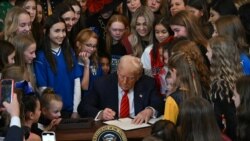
[{"x1": 141, "y1": 16, "x2": 174, "y2": 95}]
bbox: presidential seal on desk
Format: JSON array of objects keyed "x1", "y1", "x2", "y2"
[{"x1": 92, "y1": 125, "x2": 127, "y2": 141}]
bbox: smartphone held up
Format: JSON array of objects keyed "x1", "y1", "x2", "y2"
[{"x1": 0, "y1": 79, "x2": 14, "y2": 106}]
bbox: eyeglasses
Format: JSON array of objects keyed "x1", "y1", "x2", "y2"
[{"x1": 84, "y1": 43, "x2": 97, "y2": 48}]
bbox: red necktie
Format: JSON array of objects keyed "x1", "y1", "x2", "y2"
[{"x1": 120, "y1": 90, "x2": 129, "y2": 118}]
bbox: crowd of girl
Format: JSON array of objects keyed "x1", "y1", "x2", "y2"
[{"x1": 0, "y1": 0, "x2": 250, "y2": 141}]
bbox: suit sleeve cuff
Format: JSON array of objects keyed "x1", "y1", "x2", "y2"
[{"x1": 10, "y1": 116, "x2": 21, "y2": 128}]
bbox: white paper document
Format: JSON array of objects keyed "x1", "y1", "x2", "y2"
[
  {"x1": 103, "y1": 118, "x2": 151, "y2": 131},
  {"x1": 148, "y1": 115, "x2": 164, "y2": 124}
]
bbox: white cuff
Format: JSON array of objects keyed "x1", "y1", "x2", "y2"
[
  {"x1": 146, "y1": 106, "x2": 157, "y2": 118},
  {"x1": 94, "y1": 111, "x2": 103, "y2": 121},
  {"x1": 10, "y1": 116, "x2": 21, "y2": 128},
  {"x1": 73, "y1": 78, "x2": 81, "y2": 112}
]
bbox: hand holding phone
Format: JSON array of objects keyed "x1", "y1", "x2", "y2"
[
  {"x1": 2, "y1": 93, "x2": 20, "y2": 117},
  {"x1": 0, "y1": 79, "x2": 14, "y2": 106},
  {"x1": 42, "y1": 131, "x2": 56, "y2": 141}
]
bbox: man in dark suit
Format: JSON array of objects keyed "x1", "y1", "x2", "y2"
[{"x1": 78, "y1": 55, "x2": 164, "y2": 124}]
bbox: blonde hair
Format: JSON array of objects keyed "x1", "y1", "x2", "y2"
[
  {"x1": 75, "y1": 28, "x2": 99, "y2": 68},
  {"x1": 11, "y1": 34, "x2": 36, "y2": 89},
  {"x1": 1, "y1": 64, "x2": 28, "y2": 82},
  {"x1": 41, "y1": 88, "x2": 62, "y2": 109},
  {"x1": 118, "y1": 55, "x2": 143, "y2": 77},
  {"x1": 4, "y1": 7, "x2": 30, "y2": 42},
  {"x1": 209, "y1": 36, "x2": 242, "y2": 99},
  {"x1": 11, "y1": 34, "x2": 35, "y2": 67},
  {"x1": 130, "y1": 6, "x2": 155, "y2": 57}
]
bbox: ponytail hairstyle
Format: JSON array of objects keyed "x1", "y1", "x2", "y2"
[
  {"x1": 22, "y1": 92, "x2": 40, "y2": 121},
  {"x1": 40, "y1": 88, "x2": 62, "y2": 110}
]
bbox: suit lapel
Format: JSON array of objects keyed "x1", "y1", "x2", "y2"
[
  {"x1": 134, "y1": 83, "x2": 143, "y2": 115},
  {"x1": 110, "y1": 74, "x2": 119, "y2": 118}
]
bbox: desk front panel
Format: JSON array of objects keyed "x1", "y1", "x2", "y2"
[{"x1": 56, "y1": 121, "x2": 151, "y2": 141}]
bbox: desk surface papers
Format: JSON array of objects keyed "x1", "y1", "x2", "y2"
[{"x1": 103, "y1": 118, "x2": 151, "y2": 131}]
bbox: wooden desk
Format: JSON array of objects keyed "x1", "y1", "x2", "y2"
[{"x1": 56, "y1": 121, "x2": 151, "y2": 141}]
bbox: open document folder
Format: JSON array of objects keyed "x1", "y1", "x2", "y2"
[{"x1": 103, "y1": 118, "x2": 150, "y2": 131}]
